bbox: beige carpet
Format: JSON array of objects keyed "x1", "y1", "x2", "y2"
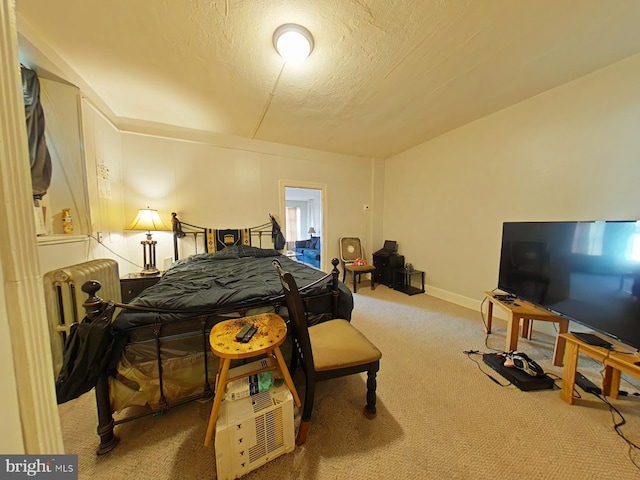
[{"x1": 59, "y1": 283, "x2": 640, "y2": 479}]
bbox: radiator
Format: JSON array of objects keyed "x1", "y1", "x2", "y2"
[{"x1": 43, "y1": 259, "x2": 121, "y2": 375}]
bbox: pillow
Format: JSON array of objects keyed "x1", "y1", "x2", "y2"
[{"x1": 308, "y1": 236, "x2": 320, "y2": 249}]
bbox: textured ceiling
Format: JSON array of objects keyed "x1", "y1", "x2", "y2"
[{"x1": 15, "y1": 0, "x2": 640, "y2": 159}]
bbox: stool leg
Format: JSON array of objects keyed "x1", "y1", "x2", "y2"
[
  {"x1": 273, "y1": 347, "x2": 302, "y2": 408},
  {"x1": 204, "y1": 358, "x2": 231, "y2": 447},
  {"x1": 214, "y1": 357, "x2": 225, "y2": 392}
]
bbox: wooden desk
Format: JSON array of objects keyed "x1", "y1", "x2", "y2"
[
  {"x1": 560, "y1": 332, "x2": 640, "y2": 404},
  {"x1": 484, "y1": 291, "x2": 569, "y2": 366}
]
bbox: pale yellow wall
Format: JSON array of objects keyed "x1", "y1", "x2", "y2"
[
  {"x1": 80, "y1": 100, "x2": 132, "y2": 270},
  {"x1": 383, "y1": 53, "x2": 640, "y2": 318},
  {"x1": 118, "y1": 133, "x2": 374, "y2": 272},
  {"x1": 38, "y1": 77, "x2": 88, "y2": 235},
  {"x1": 69, "y1": 102, "x2": 376, "y2": 276}
]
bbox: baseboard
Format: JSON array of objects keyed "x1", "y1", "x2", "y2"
[
  {"x1": 424, "y1": 285, "x2": 482, "y2": 313},
  {"x1": 424, "y1": 285, "x2": 561, "y2": 337}
]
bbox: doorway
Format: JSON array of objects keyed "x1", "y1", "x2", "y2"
[{"x1": 280, "y1": 181, "x2": 326, "y2": 271}]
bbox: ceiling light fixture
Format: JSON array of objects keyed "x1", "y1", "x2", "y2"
[{"x1": 273, "y1": 24, "x2": 314, "y2": 64}]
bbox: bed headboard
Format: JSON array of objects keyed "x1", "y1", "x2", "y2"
[{"x1": 170, "y1": 212, "x2": 285, "y2": 260}]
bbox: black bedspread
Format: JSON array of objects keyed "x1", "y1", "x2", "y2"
[{"x1": 114, "y1": 246, "x2": 353, "y2": 329}]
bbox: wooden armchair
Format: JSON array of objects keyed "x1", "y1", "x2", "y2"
[{"x1": 273, "y1": 260, "x2": 381, "y2": 445}]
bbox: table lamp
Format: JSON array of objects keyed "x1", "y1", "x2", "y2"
[
  {"x1": 126, "y1": 207, "x2": 170, "y2": 275},
  {"x1": 308, "y1": 227, "x2": 316, "y2": 237}
]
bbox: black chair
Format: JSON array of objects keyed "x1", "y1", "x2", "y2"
[{"x1": 272, "y1": 260, "x2": 382, "y2": 445}]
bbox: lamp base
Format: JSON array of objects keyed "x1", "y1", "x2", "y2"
[{"x1": 140, "y1": 267, "x2": 160, "y2": 276}]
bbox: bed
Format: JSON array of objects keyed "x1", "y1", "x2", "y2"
[{"x1": 58, "y1": 216, "x2": 353, "y2": 455}]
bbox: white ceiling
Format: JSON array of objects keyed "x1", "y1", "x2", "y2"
[{"x1": 15, "y1": 0, "x2": 640, "y2": 159}]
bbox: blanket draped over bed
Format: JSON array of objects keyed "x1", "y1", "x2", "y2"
[{"x1": 115, "y1": 245, "x2": 353, "y2": 329}]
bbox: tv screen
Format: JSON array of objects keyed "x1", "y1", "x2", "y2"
[{"x1": 498, "y1": 221, "x2": 640, "y2": 351}]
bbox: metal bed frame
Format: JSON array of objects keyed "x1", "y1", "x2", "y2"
[{"x1": 76, "y1": 217, "x2": 341, "y2": 455}]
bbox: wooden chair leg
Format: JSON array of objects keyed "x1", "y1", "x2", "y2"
[
  {"x1": 364, "y1": 363, "x2": 378, "y2": 419},
  {"x1": 296, "y1": 420, "x2": 311, "y2": 446},
  {"x1": 296, "y1": 376, "x2": 316, "y2": 445}
]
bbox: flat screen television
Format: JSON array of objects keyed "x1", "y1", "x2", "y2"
[{"x1": 498, "y1": 221, "x2": 640, "y2": 351}]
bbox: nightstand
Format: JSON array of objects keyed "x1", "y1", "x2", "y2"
[
  {"x1": 120, "y1": 272, "x2": 162, "y2": 303},
  {"x1": 372, "y1": 253, "x2": 404, "y2": 286}
]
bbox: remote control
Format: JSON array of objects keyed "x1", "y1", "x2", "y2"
[
  {"x1": 241, "y1": 325, "x2": 258, "y2": 343},
  {"x1": 236, "y1": 323, "x2": 254, "y2": 341}
]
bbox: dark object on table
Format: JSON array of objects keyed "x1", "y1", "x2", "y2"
[{"x1": 374, "y1": 240, "x2": 397, "y2": 256}]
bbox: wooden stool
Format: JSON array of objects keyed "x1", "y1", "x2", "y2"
[{"x1": 204, "y1": 313, "x2": 302, "y2": 446}]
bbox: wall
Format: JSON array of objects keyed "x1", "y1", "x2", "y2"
[
  {"x1": 71, "y1": 102, "x2": 375, "y2": 276},
  {"x1": 33, "y1": 76, "x2": 96, "y2": 274},
  {"x1": 37, "y1": 96, "x2": 127, "y2": 274},
  {"x1": 38, "y1": 76, "x2": 88, "y2": 235},
  {"x1": 383, "y1": 53, "x2": 640, "y2": 333}
]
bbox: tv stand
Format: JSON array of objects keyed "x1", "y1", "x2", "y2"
[
  {"x1": 560, "y1": 332, "x2": 640, "y2": 404},
  {"x1": 484, "y1": 291, "x2": 569, "y2": 366}
]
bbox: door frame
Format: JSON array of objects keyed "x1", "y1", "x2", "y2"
[{"x1": 279, "y1": 180, "x2": 327, "y2": 271}]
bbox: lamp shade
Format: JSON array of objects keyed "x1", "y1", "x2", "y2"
[
  {"x1": 308, "y1": 227, "x2": 316, "y2": 235},
  {"x1": 126, "y1": 208, "x2": 170, "y2": 232}
]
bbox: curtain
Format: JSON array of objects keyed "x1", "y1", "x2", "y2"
[{"x1": 285, "y1": 207, "x2": 300, "y2": 242}]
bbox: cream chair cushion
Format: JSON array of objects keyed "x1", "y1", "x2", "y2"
[
  {"x1": 345, "y1": 264, "x2": 376, "y2": 274},
  {"x1": 308, "y1": 319, "x2": 382, "y2": 371}
]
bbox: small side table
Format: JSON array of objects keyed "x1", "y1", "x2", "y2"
[
  {"x1": 120, "y1": 272, "x2": 162, "y2": 302},
  {"x1": 484, "y1": 291, "x2": 568, "y2": 366},
  {"x1": 393, "y1": 268, "x2": 425, "y2": 295},
  {"x1": 559, "y1": 332, "x2": 640, "y2": 404}
]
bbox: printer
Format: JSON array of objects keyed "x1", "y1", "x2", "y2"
[{"x1": 374, "y1": 240, "x2": 397, "y2": 256}]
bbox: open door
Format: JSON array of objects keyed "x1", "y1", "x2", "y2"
[{"x1": 280, "y1": 182, "x2": 326, "y2": 271}]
